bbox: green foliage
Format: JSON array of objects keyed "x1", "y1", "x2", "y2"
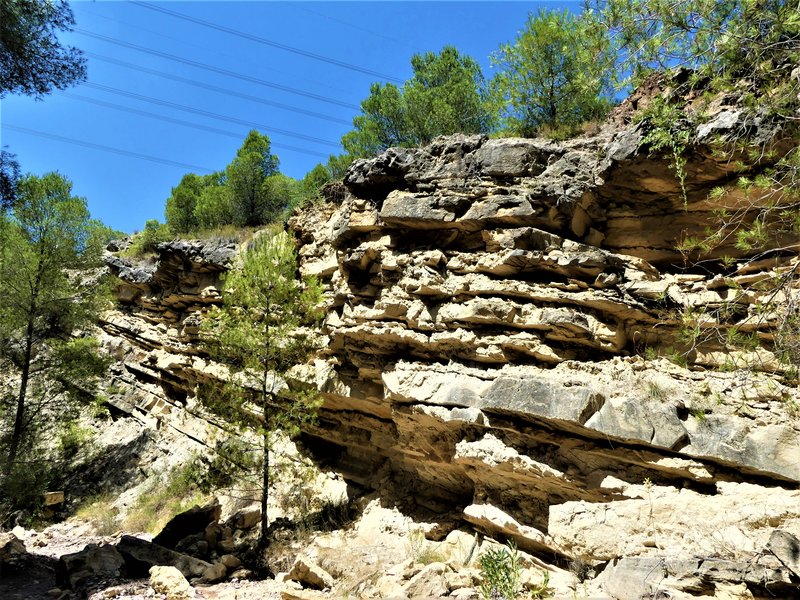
[
  {"x1": 343, "y1": 46, "x2": 493, "y2": 157},
  {"x1": 193, "y1": 176, "x2": 234, "y2": 230},
  {"x1": 124, "y1": 219, "x2": 172, "y2": 256},
  {"x1": 489, "y1": 9, "x2": 615, "y2": 137},
  {"x1": 0, "y1": 460, "x2": 54, "y2": 523},
  {"x1": 227, "y1": 130, "x2": 281, "y2": 226},
  {"x1": 588, "y1": 0, "x2": 800, "y2": 96},
  {"x1": 0, "y1": 0, "x2": 86, "y2": 98},
  {"x1": 637, "y1": 96, "x2": 691, "y2": 205},
  {"x1": 58, "y1": 420, "x2": 93, "y2": 461},
  {"x1": 162, "y1": 131, "x2": 295, "y2": 233},
  {"x1": 298, "y1": 155, "x2": 354, "y2": 206},
  {"x1": 0, "y1": 149, "x2": 21, "y2": 210},
  {"x1": 0, "y1": 172, "x2": 110, "y2": 477},
  {"x1": 263, "y1": 172, "x2": 302, "y2": 218},
  {"x1": 164, "y1": 173, "x2": 205, "y2": 233},
  {"x1": 479, "y1": 541, "x2": 524, "y2": 600}
]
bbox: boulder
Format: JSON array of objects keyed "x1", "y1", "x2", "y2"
[
  {"x1": 220, "y1": 554, "x2": 241, "y2": 569},
  {"x1": 152, "y1": 498, "x2": 221, "y2": 550},
  {"x1": 403, "y1": 562, "x2": 449, "y2": 599},
  {"x1": 0, "y1": 532, "x2": 28, "y2": 570},
  {"x1": 230, "y1": 505, "x2": 261, "y2": 530},
  {"x1": 56, "y1": 544, "x2": 125, "y2": 589},
  {"x1": 149, "y1": 565, "x2": 195, "y2": 600},
  {"x1": 200, "y1": 561, "x2": 227, "y2": 583},
  {"x1": 767, "y1": 530, "x2": 800, "y2": 578},
  {"x1": 287, "y1": 555, "x2": 335, "y2": 590},
  {"x1": 116, "y1": 535, "x2": 211, "y2": 579}
]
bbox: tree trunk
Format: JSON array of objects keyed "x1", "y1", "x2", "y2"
[
  {"x1": 259, "y1": 419, "x2": 270, "y2": 551},
  {"x1": 5, "y1": 314, "x2": 35, "y2": 475},
  {"x1": 258, "y1": 295, "x2": 271, "y2": 552}
]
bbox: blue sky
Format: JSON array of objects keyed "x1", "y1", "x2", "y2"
[{"x1": 1, "y1": 1, "x2": 579, "y2": 233}]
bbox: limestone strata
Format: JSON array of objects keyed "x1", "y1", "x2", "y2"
[{"x1": 291, "y1": 123, "x2": 800, "y2": 596}]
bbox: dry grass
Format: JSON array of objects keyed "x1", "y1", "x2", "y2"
[{"x1": 74, "y1": 494, "x2": 119, "y2": 536}]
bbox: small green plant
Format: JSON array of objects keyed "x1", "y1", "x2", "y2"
[
  {"x1": 58, "y1": 421, "x2": 94, "y2": 461},
  {"x1": 638, "y1": 97, "x2": 691, "y2": 207},
  {"x1": 644, "y1": 381, "x2": 668, "y2": 402},
  {"x1": 665, "y1": 348, "x2": 688, "y2": 368},
  {"x1": 644, "y1": 346, "x2": 659, "y2": 361},
  {"x1": 406, "y1": 528, "x2": 445, "y2": 565},
  {"x1": 122, "y1": 219, "x2": 173, "y2": 257},
  {"x1": 479, "y1": 540, "x2": 523, "y2": 600}
]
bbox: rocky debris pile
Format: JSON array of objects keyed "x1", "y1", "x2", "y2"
[{"x1": 53, "y1": 498, "x2": 261, "y2": 598}]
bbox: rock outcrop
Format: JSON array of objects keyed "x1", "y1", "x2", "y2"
[
  {"x1": 290, "y1": 121, "x2": 799, "y2": 595},
  {"x1": 99, "y1": 93, "x2": 800, "y2": 597}
]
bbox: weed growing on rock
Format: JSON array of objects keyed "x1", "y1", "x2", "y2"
[
  {"x1": 479, "y1": 540, "x2": 523, "y2": 600},
  {"x1": 407, "y1": 528, "x2": 445, "y2": 565},
  {"x1": 637, "y1": 96, "x2": 691, "y2": 207}
]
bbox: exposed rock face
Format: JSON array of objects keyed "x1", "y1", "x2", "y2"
[
  {"x1": 290, "y1": 127, "x2": 799, "y2": 595},
  {"x1": 101, "y1": 111, "x2": 799, "y2": 596}
]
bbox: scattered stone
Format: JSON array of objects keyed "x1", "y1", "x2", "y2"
[
  {"x1": 287, "y1": 555, "x2": 335, "y2": 590},
  {"x1": 149, "y1": 565, "x2": 195, "y2": 600}
]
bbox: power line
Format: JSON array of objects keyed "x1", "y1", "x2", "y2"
[
  {"x1": 57, "y1": 91, "x2": 331, "y2": 159},
  {"x1": 5, "y1": 125, "x2": 216, "y2": 173},
  {"x1": 78, "y1": 6, "x2": 357, "y2": 95},
  {"x1": 75, "y1": 29, "x2": 360, "y2": 110},
  {"x1": 129, "y1": 0, "x2": 403, "y2": 84},
  {"x1": 86, "y1": 52, "x2": 352, "y2": 126},
  {"x1": 297, "y1": 5, "x2": 414, "y2": 50},
  {"x1": 82, "y1": 82, "x2": 341, "y2": 148}
]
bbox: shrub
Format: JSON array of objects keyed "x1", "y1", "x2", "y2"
[
  {"x1": 479, "y1": 541, "x2": 523, "y2": 600},
  {"x1": 124, "y1": 219, "x2": 172, "y2": 257}
]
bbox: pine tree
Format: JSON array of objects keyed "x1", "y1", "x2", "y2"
[
  {"x1": 0, "y1": 173, "x2": 109, "y2": 487},
  {"x1": 201, "y1": 227, "x2": 322, "y2": 551}
]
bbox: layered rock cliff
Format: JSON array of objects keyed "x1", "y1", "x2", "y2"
[{"x1": 100, "y1": 91, "x2": 800, "y2": 597}]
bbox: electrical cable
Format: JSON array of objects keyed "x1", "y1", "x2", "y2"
[
  {"x1": 86, "y1": 52, "x2": 351, "y2": 125},
  {"x1": 76, "y1": 6, "x2": 356, "y2": 95},
  {"x1": 4, "y1": 125, "x2": 216, "y2": 173},
  {"x1": 82, "y1": 82, "x2": 341, "y2": 148},
  {"x1": 128, "y1": 0, "x2": 403, "y2": 83},
  {"x1": 74, "y1": 29, "x2": 360, "y2": 110},
  {"x1": 57, "y1": 91, "x2": 331, "y2": 159}
]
